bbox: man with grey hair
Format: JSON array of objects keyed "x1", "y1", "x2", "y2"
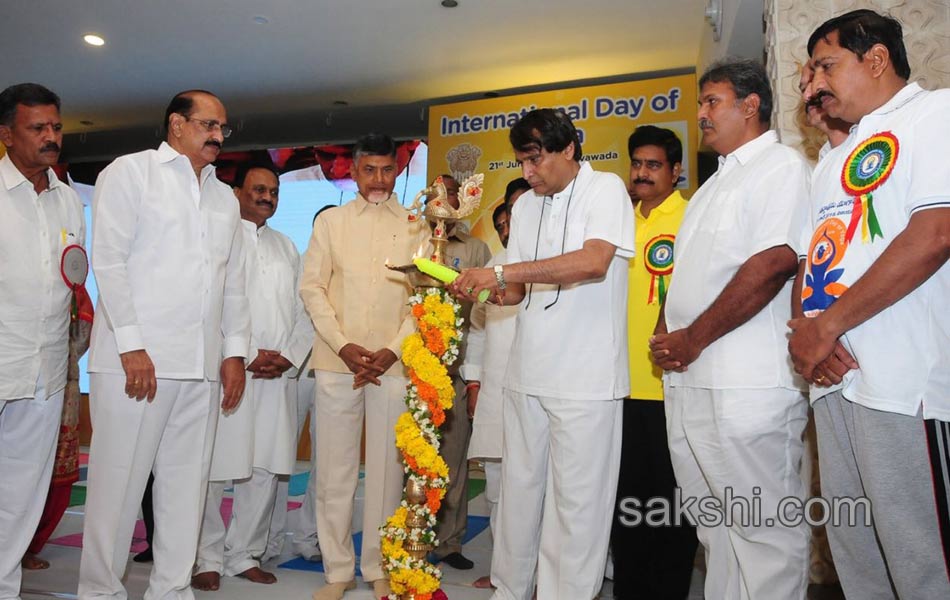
[
  {"x1": 651, "y1": 59, "x2": 811, "y2": 599},
  {"x1": 300, "y1": 133, "x2": 428, "y2": 600},
  {"x1": 0, "y1": 82, "x2": 85, "y2": 600}
]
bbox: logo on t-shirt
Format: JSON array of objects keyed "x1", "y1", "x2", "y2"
[{"x1": 803, "y1": 218, "x2": 849, "y2": 316}]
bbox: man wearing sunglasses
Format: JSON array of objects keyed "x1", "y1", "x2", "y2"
[{"x1": 79, "y1": 90, "x2": 250, "y2": 600}]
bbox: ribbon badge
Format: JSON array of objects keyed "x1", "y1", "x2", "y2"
[
  {"x1": 840, "y1": 131, "x2": 898, "y2": 244},
  {"x1": 60, "y1": 244, "x2": 94, "y2": 323},
  {"x1": 644, "y1": 234, "x2": 675, "y2": 304}
]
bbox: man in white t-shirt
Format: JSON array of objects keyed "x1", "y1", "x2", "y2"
[
  {"x1": 452, "y1": 108, "x2": 634, "y2": 600},
  {"x1": 790, "y1": 10, "x2": 950, "y2": 598},
  {"x1": 651, "y1": 59, "x2": 811, "y2": 600}
]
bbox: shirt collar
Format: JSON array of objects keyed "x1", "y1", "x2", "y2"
[
  {"x1": 551, "y1": 162, "x2": 592, "y2": 201},
  {"x1": 157, "y1": 141, "x2": 218, "y2": 183},
  {"x1": 718, "y1": 130, "x2": 778, "y2": 169},
  {"x1": 353, "y1": 192, "x2": 403, "y2": 217},
  {"x1": 241, "y1": 219, "x2": 267, "y2": 235},
  {"x1": 636, "y1": 189, "x2": 686, "y2": 220},
  {"x1": 0, "y1": 153, "x2": 63, "y2": 192},
  {"x1": 863, "y1": 81, "x2": 924, "y2": 120}
]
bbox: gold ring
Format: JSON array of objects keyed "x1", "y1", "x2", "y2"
[
  {"x1": 133, "y1": 379, "x2": 142, "y2": 385},
  {"x1": 815, "y1": 375, "x2": 826, "y2": 383}
]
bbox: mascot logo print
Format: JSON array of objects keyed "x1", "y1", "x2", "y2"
[{"x1": 802, "y1": 218, "x2": 849, "y2": 316}]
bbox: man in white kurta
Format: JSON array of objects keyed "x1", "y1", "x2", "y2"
[
  {"x1": 0, "y1": 83, "x2": 85, "y2": 600},
  {"x1": 459, "y1": 201, "x2": 519, "y2": 590},
  {"x1": 300, "y1": 133, "x2": 428, "y2": 600},
  {"x1": 790, "y1": 11, "x2": 950, "y2": 598},
  {"x1": 194, "y1": 164, "x2": 313, "y2": 589},
  {"x1": 652, "y1": 60, "x2": 810, "y2": 600},
  {"x1": 79, "y1": 90, "x2": 250, "y2": 600},
  {"x1": 452, "y1": 108, "x2": 635, "y2": 600}
]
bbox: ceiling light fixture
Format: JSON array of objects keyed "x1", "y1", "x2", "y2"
[
  {"x1": 83, "y1": 34, "x2": 105, "y2": 46},
  {"x1": 441, "y1": 0, "x2": 458, "y2": 7}
]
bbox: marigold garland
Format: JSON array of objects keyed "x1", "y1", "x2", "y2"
[{"x1": 381, "y1": 288, "x2": 462, "y2": 599}]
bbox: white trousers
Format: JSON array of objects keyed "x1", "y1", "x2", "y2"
[
  {"x1": 78, "y1": 374, "x2": 218, "y2": 600},
  {"x1": 265, "y1": 374, "x2": 318, "y2": 561},
  {"x1": 490, "y1": 392, "x2": 622, "y2": 600},
  {"x1": 665, "y1": 385, "x2": 810, "y2": 600},
  {"x1": 483, "y1": 459, "x2": 501, "y2": 543},
  {"x1": 313, "y1": 370, "x2": 405, "y2": 583},
  {"x1": 196, "y1": 468, "x2": 279, "y2": 576},
  {"x1": 0, "y1": 380, "x2": 63, "y2": 600}
]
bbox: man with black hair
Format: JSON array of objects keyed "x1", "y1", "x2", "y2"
[
  {"x1": 789, "y1": 9, "x2": 950, "y2": 598},
  {"x1": 651, "y1": 59, "x2": 811, "y2": 599},
  {"x1": 611, "y1": 125, "x2": 697, "y2": 599},
  {"x1": 452, "y1": 109, "x2": 634, "y2": 600},
  {"x1": 503, "y1": 177, "x2": 531, "y2": 213},
  {"x1": 79, "y1": 90, "x2": 250, "y2": 600},
  {"x1": 0, "y1": 82, "x2": 84, "y2": 600},
  {"x1": 193, "y1": 163, "x2": 313, "y2": 590},
  {"x1": 300, "y1": 133, "x2": 428, "y2": 600}
]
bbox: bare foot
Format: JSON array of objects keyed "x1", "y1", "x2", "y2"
[
  {"x1": 237, "y1": 566, "x2": 277, "y2": 584},
  {"x1": 22, "y1": 553, "x2": 50, "y2": 570},
  {"x1": 472, "y1": 575, "x2": 494, "y2": 589},
  {"x1": 191, "y1": 571, "x2": 221, "y2": 591}
]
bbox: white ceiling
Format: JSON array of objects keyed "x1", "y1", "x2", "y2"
[{"x1": 5, "y1": 0, "x2": 735, "y2": 159}]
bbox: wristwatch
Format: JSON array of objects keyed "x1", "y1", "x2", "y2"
[{"x1": 493, "y1": 264, "x2": 507, "y2": 290}]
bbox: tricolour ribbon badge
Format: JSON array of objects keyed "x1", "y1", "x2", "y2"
[{"x1": 840, "y1": 131, "x2": 898, "y2": 244}]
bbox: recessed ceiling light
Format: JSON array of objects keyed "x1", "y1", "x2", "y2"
[
  {"x1": 83, "y1": 34, "x2": 105, "y2": 46},
  {"x1": 80, "y1": 120, "x2": 94, "y2": 126},
  {"x1": 441, "y1": 0, "x2": 458, "y2": 7},
  {"x1": 252, "y1": 15, "x2": 269, "y2": 24}
]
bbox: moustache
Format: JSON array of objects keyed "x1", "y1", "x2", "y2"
[
  {"x1": 204, "y1": 140, "x2": 222, "y2": 149},
  {"x1": 633, "y1": 179, "x2": 654, "y2": 186},
  {"x1": 806, "y1": 90, "x2": 832, "y2": 108},
  {"x1": 255, "y1": 199, "x2": 274, "y2": 208},
  {"x1": 699, "y1": 119, "x2": 714, "y2": 130},
  {"x1": 40, "y1": 143, "x2": 61, "y2": 153}
]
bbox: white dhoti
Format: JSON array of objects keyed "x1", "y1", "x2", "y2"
[
  {"x1": 665, "y1": 385, "x2": 809, "y2": 600},
  {"x1": 78, "y1": 374, "x2": 218, "y2": 600},
  {"x1": 198, "y1": 372, "x2": 296, "y2": 574},
  {"x1": 0, "y1": 378, "x2": 63, "y2": 600},
  {"x1": 490, "y1": 391, "x2": 622, "y2": 600},
  {"x1": 265, "y1": 373, "x2": 319, "y2": 561},
  {"x1": 314, "y1": 370, "x2": 405, "y2": 583}
]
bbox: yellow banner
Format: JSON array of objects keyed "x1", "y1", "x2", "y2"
[{"x1": 427, "y1": 74, "x2": 697, "y2": 251}]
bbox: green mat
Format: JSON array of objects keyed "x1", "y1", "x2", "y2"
[
  {"x1": 466, "y1": 477, "x2": 485, "y2": 500},
  {"x1": 69, "y1": 485, "x2": 87, "y2": 507}
]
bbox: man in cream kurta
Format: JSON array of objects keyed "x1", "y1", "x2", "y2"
[
  {"x1": 194, "y1": 164, "x2": 313, "y2": 590},
  {"x1": 0, "y1": 83, "x2": 85, "y2": 600},
  {"x1": 79, "y1": 90, "x2": 250, "y2": 600},
  {"x1": 300, "y1": 133, "x2": 428, "y2": 600}
]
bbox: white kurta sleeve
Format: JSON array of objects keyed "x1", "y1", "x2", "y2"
[
  {"x1": 459, "y1": 298, "x2": 486, "y2": 383},
  {"x1": 221, "y1": 210, "x2": 250, "y2": 360},
  {"x1": 91, "y1": 158, "x2": 146, "y2": 354},
  {"x1": 285, "y1": 252, "x2": 315, "y2": 369}
]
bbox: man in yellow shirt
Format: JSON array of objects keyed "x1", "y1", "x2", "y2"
[{"x1": 611, "y1": 125, "x2": 697, "y2": 599}]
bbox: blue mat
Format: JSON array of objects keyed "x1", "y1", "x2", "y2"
[{"x1": 277, "y1": 515, "x2": 490, "y2": 573}]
